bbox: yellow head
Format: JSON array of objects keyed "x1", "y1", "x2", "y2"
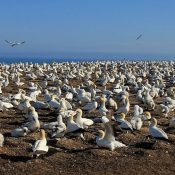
[
  {"x1": 120, "y1": 113, "x2": 126, "y2": 119},
  {"x1": 144, "y1": 112, "x2": 151, "y2": 119}
]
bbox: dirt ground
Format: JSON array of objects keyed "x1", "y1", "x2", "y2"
[{"x1": 0, "y1": 75, "x2": 175, "y2": 175}]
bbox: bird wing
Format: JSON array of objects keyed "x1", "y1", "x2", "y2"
[
  {"x1": 103, "y1": 123, "x2": 115, "y2": 142},
  {"x1": 18, "y1": 41, "x2": 25, "y2": 45},
  {"x1": 5, "y1": 40, "x2": 13, "y2": 44},
  {"x1": 82, "y1": 103, "x2": 93, "y2": 110},
  {"x1": 21, "y1": 41, "x2": 25, "y2": 44},
  {"x1": 150, "y1": 127, "x2": 168, "y2": 139},
  {"x1": 33, "y1": 139, "x2": 48, "y2": 153},
  {"x1": 136, "y1": 34, "x2": 142, "y2": 40}
]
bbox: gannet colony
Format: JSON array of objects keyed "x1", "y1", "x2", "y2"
[{"x1": 0, "y1": 60, "x2": 175, "y2": 174}]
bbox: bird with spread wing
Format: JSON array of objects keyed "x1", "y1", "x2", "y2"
[{"x1": 5, "y1": 40, "x2": 25, "y2": 47}]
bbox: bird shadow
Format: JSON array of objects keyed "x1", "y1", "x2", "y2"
[
  {"x1": 134, "y1": 141, "x2": 156, "y2": 149},
  {"x1": 0, "y1": 154, "x2": 31, "y2": 162}
]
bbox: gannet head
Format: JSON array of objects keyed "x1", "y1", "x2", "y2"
[
  {"x1": 144, "y1": 111, "x2": 151, "y2": 120},
  {"x1": 100, "y1": 97, "x2": 107, "y2": 103},
  {"x1": 97, "y1": 130, "x2": 105, "y2": 139},
  {"x1": 52, "y1": 95, "x2": 58, "y2": 100},
  {"x1": 59, "y1": 108, "x2": 65, "y2": 113},
  {"x1": 23, "y1": 127, "x2": 29, "y2": 133},
  {"x1": 40, "y1": 129, "x2": 46, "y2": 140},
  {"x1": 28, "y1": 106, "x2": 35, "y2": 112},
  {"x1": 76, "y1": 108, "x2": 83, "y2": 115},
  {"x1": 69, "y1": 111, "x2": 77, "y2": 121},
  {"x1": 151, "y1": 117, "x2": 157, "y2": 126},
  {"x1": 119, "y1": 113, "x2": 126, "y2": 119}
]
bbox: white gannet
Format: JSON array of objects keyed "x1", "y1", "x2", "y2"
[
  {"x1": 115, "y1": 97, "x2": 130, "y2": 115},
  {"x1": 67, "y1": 111, "x2": 83, "y2": 133},
  {"x1": 32, "y1": 129, "x2": 49, "y2": 158},
  {"x1": 5, "y1": 40, "x2": 25, "y2": 47},
  {"x1": 149, "y1": 118, "x2": 168, "y2": 140},
  {"x1": 75, "y1": 108, "x2": 94, "y2": 129},
  {"x1": 11, "y1": 127, "x2": 29, "y2": 137},
  {"x1": 96, "y1": 122, "x2": 127, "y2": 151},
  {"x1": 48, "y1": 95, "x2": 60, "y2": 110},
  {"x1": 0, "y1": 100, "x2": 13, "y2": 111},
  {"x1": 116, "y1": 113, "x2": 133, "y2": 131},
  {"x1": 51, "y1": 114, "x2": 67, "y2": 139},
  {"x1": 98, "y1": 97, "x2": 108, "y2": 116}
]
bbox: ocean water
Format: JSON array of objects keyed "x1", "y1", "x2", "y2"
[{"x1": 0, "y1": 57, "x2": 174, "y2": 64}]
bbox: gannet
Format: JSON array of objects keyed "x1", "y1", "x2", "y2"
[
  {"x1": 67, "y1": 111, "x2": 83, "y2": 133},
  {"x1": 11, "y1": 127, "x2": 29, "y2": 137},
  {"x1": 32, "y1": 129, "x2": 49, "y2": 158},
  {"x1": 48, "y1": 95, "x2": 60, "y2": 110},
  {"x1": 116, "y1": 113, "x2": 133, "y2": 131},
  {"x1": 5, "y1": 40, "x2": 25, "y2": 47},
  {"x1": 51, "y1": 114, "x2": 67, "y2": 139},
  {"x1": 75, "y1": 108, "x2": 94, "y2": 129},
  {"x1": 98, "y1": 97, "x2": 108, "y2": 116},
  {"x1": 24, "y1": 114, "x2": 40, "y2": 132},
  {"x1": 115, "y1": 97, "x2": 130, "y2": 115},
  {"x1": 96, "y1": 122, "x2": 127, "y2": 151},
  {"x1": 82, "y1": 100, "x2": 98, "y2": 113},
  {"x1": 18, "y1": 99, "x2": 31, "y2": 113},
  {"x1": 0, "y1": 100, "x2": 13, "y2": 111},
  {"x1": 149, "y1": 118, "x2": 168, "y2": 140}
]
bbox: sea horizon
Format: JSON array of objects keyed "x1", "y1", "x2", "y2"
[{"x1": 0, "y1": 55, "x2": 175, "y2": 64}]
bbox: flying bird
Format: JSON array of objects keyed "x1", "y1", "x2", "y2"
[
  {"x1": 5, "y1": 40, "x2": 25, "y2": 47},
  {"x1": 136, "y1": 34, "x2": 142, "y2": 40}
]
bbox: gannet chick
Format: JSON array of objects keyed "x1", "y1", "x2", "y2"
[
  {"x1": 32, "y1": 129, "x2": 49, "y2": 158},
  {"x1": 96, "y1": 122, "x2": 127, "y2": 151},
  {"x1": 149, "y1": 118, "x2": 168, "y2": 140},
  {"x1": 0, "y1": 133, "x2": 4, "y2": 147},
  {"x1": 143, "y1": 89, "x2": 155, "y2": 110},
  {"x1": 11, "y1": 127, "x2": 29, "y2": 137},
  {"x1": 75, "y1": 108, "x2": 94, "y2": 129},
  {"x1": 133, "y1": 105, "x2": 143, "y2": 117},
  {"x1": 130, "y1": 116, "x2": 143, "y2": 130}
]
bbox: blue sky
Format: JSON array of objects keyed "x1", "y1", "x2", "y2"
[{"x1": 0, "y1": 0, "x2": 175, "y2": 58}]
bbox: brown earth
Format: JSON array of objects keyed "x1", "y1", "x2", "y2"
[{"x1": 0, "y1": 76, "x2": 175, "y2": 175}]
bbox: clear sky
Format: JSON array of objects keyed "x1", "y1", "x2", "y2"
[{"x1": 0, "y1": 0, "x2": 175, "y2": 59}]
